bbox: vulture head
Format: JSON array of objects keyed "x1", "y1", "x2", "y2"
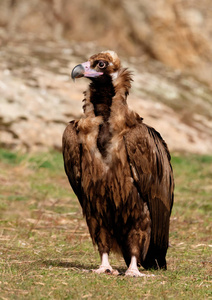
[{"x1": 71, "y1": 51, "x2": 121, "y2": 82}]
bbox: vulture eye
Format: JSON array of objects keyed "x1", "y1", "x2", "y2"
[{"x1": 98, "y1": 61, "x2": 106, "y2": 69}]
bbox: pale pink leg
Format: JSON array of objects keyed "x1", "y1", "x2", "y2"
[
  {"x1": 92, "y1": 253, "x2": 119, "y2": 275},
  {"x1": 125, "y1": 256, "x2": 154, "y2": 277}
]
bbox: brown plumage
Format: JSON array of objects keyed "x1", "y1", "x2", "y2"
[{"x1": 62, "y1": 51, "x2": 174, "y2": 276}]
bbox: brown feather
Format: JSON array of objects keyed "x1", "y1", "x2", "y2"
[{"x1": 63, "y1": 51, "x2": 174, "y2": 270}]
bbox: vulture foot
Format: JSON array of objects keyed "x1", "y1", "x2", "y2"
[
  {"x1": 125, "y1": 268, "x2": 149, "y2": 277},
  {"x1": 92, "y1": 253, "x2": 119, "y2": 275},
  {"x1": 92, "y1": 266, "x2": 119, "y2": 275}
]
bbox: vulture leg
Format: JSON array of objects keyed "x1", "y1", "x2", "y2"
[
  {"x1": 125, "y1": 256, "x2": 154, "y2": 277},
  {"x1": 90, "y1": 226, "x2": 119, "y2": 275},
  {"x1": 92, "y1": 253, "x2": 112, "y2": 274},
  {"x1": 125, "y1": 256, "x2": 145, "y2": 277},
  {"x1": 92, "y1": 253, "x2": 119, "y2": 275}
]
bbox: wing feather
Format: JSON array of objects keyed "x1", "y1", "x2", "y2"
[
  {"x1": 62, "y1": 121, "x2": 83, "y2": 206},
  {"x1": 124, "y1": 123, "x2": 174, "y2": 252}
]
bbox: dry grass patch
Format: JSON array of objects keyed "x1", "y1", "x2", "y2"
[{"x1": 0, "y1": 149, "x2": 211, "y2": 299}]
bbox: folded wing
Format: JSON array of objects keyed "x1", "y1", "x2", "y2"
[{"x1": 124, "y1": 123, "x2": 174, "y2": 268}]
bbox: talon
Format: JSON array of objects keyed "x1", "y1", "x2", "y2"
[
  {"x1": 111, "y1": 269, "x2": 120, "y2": 276},
  {"x1": 125, "y1": 269, "x2": 146, "y2": 277}
]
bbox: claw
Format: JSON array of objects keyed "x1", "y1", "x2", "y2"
[
  {"x1": 92, "y1": 265, "x2": 119, "y2": 275},
  {"x1": 92, "y1": 266, "x2": 119, "y2": 275},
  {"x1": 125, "y1": 268, "x2": 153, "y2": 277},
  {"x1": 92, "y1": 265, "x2": 112, "y2": 274}
]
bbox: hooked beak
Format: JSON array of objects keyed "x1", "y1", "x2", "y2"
[{"x1": 71, "y1": 61, "x2": 103, "y2": 80}]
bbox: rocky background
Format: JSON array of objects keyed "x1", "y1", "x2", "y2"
[{"x1": 0, "y1": 0, "x2": 212, "y2": 153}]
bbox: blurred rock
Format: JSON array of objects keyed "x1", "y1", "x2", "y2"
[
  {"x1": 0, "y1": 0, "x2": 212, "y2": 84},
  {"x1": 0, "y1": 40, "x2": 212, "y2": 153}
]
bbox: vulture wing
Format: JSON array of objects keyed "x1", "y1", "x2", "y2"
[
  {"x1": 124, "y1": 122, "x2": 174, "y2": 268},
  {"x1": 62, "y1": 121, "x2": 82, "y2": 206}
]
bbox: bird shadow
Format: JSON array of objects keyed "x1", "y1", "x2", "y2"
[
  {"x1": 42, "y1": 259, "x2": 126, "y2": 275},
  {"x1": 43, "y1": 259, "x2": 93, "y2": 270}
]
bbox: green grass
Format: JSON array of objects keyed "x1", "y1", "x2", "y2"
[{"x1": 0, "y1": 149, "x2": 211, "y2": 299}]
